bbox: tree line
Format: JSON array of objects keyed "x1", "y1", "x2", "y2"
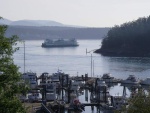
[{"x1": 95, "y1": 16, "x2": 150, "y2": 57}]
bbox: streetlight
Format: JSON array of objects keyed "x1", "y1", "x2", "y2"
[{"x1": 86, "y1": 48, "x2": 95, "y2": 77}]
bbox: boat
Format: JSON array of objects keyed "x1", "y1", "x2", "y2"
[
  {"x1": 46, "y1": 82, "x2": 57, "y2": 101},
  {"x1": 28, "y1": 92, "x2": 42, "y2": 102},
  {"x1": 121, "y1": 75, "x2": 139, "y2": 84},
  {"x1": 96, "y1": 78, "x2": 107, "y2": 87},
  {"x1": 70, "y1": 80, "x2": 80, "y2": 91},
  {"x1": 101, "y1": 73, "x2": 119, "y2": 83},
  {"x1": 51, "y1": 70, "x2": 63, "y2": 82},
  {"x1": 22, "y1": 71, "x2": 38, "y2": 89},
  {"x1": 41, "y1": 38, "x2": 79, "y2": 47},
  {"x1": 140, "y1": 77, "x2": 150, "y2": 85}
]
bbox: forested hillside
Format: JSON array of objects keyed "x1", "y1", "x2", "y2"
[
  {"x1": 5, "y1": 26, "x2": 109, "y2": 40},
  {"x1": 95, "y1": 16, "x2": 150, "y2": 57}
]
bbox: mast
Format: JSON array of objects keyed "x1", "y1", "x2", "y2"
[
  {"x1": 93, "y1": 60, "x2": 94, "y2": 77},
  {"x1": 24, "y1": 41, "x2": 25, "y2": 73},
  {"x1": 91, "y1": 54, "x2": 92, "y2": 77}
]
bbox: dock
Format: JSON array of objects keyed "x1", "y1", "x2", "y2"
[{"x1": 21, "y1": 71, "x2": 144, "y2": 113}]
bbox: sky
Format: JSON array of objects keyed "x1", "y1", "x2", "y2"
[{"x1": 0, "y1": 0, "x2": 150, "y2": 27}]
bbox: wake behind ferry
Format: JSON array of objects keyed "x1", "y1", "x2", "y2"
[{"x1": 41, "y1": 38, "x2": 79, "y2": 47}]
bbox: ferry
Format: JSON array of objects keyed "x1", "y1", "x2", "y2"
[{"x1": 41, "y1": 38, "x2": 79, "y2": 47}]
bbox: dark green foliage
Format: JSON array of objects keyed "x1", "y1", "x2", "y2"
[
  {"x1": 0, "y1": 17, "x2": 26, "y2": 113},
  {"x1": 115, "y1": 89, "x2": 150, "y2": 113},
  {"x1": 96, "y1": 16, "x2": 150, "y2": 57}
]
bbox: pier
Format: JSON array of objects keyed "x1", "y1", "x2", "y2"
[{"x1": 21, "y1": 71, "x2": 147, "y2": 113}]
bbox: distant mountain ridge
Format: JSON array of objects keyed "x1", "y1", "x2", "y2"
[
  {"x1": 0, "y1": 18, "x2": 12, "y2": 25},
  {"x1": 0, "y1": 18, "x2": 65, "y2": 27},
  {"x1": 5, "y1": 26, "x2": 110, "y2": 40},
  {"x1": 0, "y1": 18, "x2": 110, "y2": 40}
]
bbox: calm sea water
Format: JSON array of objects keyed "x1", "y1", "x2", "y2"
[
  {"x1": 14, "y1": 39, "x2": 150, "y2": 79},
  {"x1": 13, "y1": 39, "x2": 150, "y2": 112}
]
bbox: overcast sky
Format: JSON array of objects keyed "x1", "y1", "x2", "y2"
[{"x1": 0, "y1": 0, "x2": 150, "y2": 27}]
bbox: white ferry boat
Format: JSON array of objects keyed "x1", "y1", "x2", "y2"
[{"x1": 41, "y1": 38, "x2": 79, "y2": 47}]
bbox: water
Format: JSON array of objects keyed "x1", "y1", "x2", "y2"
[
  {"x1": 13, "y1": 39, "x2": 150, "y2": 112},
  {"x1": 14, "y1": 39, "x2": 150, "y2": 79}
]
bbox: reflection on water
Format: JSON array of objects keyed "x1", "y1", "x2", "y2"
[{"x1": 109, "y1": 57, "x2": 150, "y2": 72}]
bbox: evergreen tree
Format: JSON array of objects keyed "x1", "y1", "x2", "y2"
[
  {"x1": 0, "y1": 17, "x2": 26, "y2": 113},
  {"x1": 95, "y1": 15, "x2": 150, "y2": 57},
  {"x1": 115, "y1": 89, "x2": 150, "y2": 113}
]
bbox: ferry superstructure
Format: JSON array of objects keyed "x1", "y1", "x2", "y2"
[{"x1": 41, "y1": 38, "x2": 79, "y2": 47}]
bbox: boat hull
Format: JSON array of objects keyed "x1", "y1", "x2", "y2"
[{"x1": 41, "y1": 44, "x2": 79, "y2": 48}]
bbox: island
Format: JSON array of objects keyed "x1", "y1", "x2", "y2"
[{"x1": 95, "y1": 16, "x2": 150, "y2": 57}]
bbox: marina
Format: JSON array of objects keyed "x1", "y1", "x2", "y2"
[
  {"x1": 20, "y1": 70, "x2": 150, "y2": 113},
  {"x1": 14, "y1": 40, "x2": 150, "y2": 113}
]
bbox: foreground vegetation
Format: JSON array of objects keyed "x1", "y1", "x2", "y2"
[
  {"x1": 95, "y1": 16, "x2": 150, "y2": 57},
  {"x1": 0, "y1": 17, "x2": 27, "y2": 113},
  {"x1": 115, "y1": 88, "x2": 150, "y2": 113}
]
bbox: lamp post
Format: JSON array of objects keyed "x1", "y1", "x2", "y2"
[{"x1": 86, "y1": 48, "x2": 94, "y2": 77}]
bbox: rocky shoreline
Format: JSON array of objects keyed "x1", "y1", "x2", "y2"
[{"x1": 94, "y1": 48, "x2": 150, "y2": 57}]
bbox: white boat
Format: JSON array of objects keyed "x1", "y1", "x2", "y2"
[
  {"x1": 28, "y1": 92, "x2": 42, "y2": 102},
  {"x1": 121, "y1": 75, "x2": 139, "y2": 84},
  {"x1": 51, "y1": 72, "x2": 62, "y2": 82},
  {"x1": 96, "y1": 78, "x2": 107, "y2": 87},
  {"x1": 46, "y1": 82, "x2": 56, "y2": 92},
  {"x1": 41, "y1": 38, "x2": 79, "y2": 48},
  {"x1": 22, "y1": 71, "x2": 38, "y2": 89},
  {"x1": 70, "y1": 80, "x2": 80, "y2": 91},
  {"x1": 102, "y1": 73, "x2": 119, "y2": 83},
  {"x1": 140, "y1": 77, "x2": 150, "y2": 85},
  {"x1": 46, "y1": 83, "x2": 57, "y2": 101}
]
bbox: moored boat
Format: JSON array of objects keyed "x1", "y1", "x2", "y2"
[
  {"x1": 22, "y1": 71, "x2": 38, "y2": 89},
  {"x1": 121, "y1": 75, "x2": 139, "y2": 84},
  {"x1": 101, "y1": 73, "x2": 120, "y2": 83},
  {"x1": 140, "y1": 77, "x2": 150, "y2": 85},
  {"x1": 28, "y1": 92, "x2": 42, "y2": 102}
]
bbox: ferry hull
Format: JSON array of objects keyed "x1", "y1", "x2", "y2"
[{"x1": 41, "y1": 44, "x2": 79, "y2": 48}]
